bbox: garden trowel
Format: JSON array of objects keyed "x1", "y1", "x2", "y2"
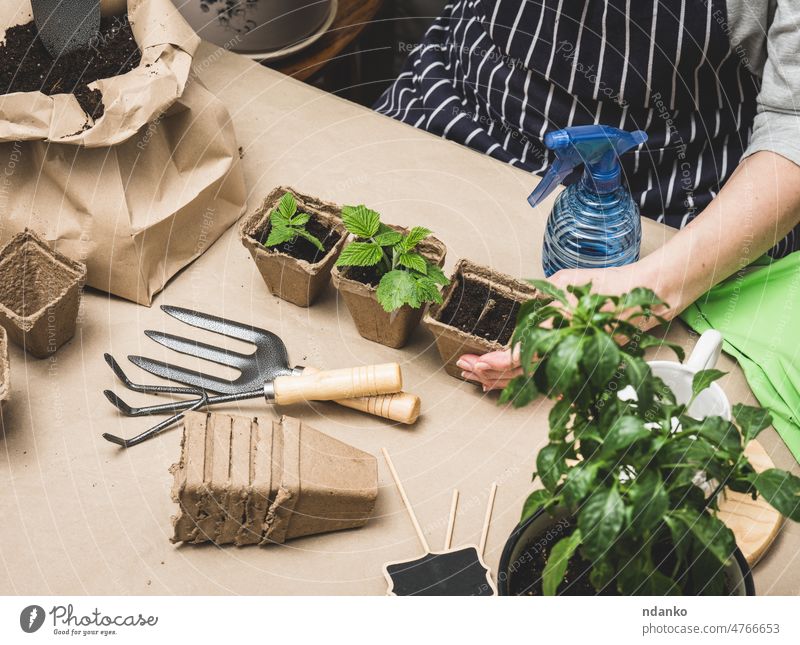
[{"x1": 32, "y1": 0, "x2": 101, "y2": 58}]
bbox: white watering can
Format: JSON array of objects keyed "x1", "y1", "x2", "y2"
[{"x1": 649, "y1": 329, "x2": 730, "y2": 420}]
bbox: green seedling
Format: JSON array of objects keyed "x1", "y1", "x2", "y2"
[
  {"x1": 265, "y1": 192, "x2": 325, "y2": 253},
  {"x1": 335, "y1": 205, "x2": 449, "y2": 312}
]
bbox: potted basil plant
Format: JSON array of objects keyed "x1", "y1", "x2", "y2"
[{"x1": 498, "y1": 281, "x2": 800, "y2": 595}]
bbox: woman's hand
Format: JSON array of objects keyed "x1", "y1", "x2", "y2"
[
  {"x1": 458, "y1": 151, "x2": 800, "y2": 392},
  {"x1": 457, "y1": 263, "x2": 668, "y2": 390}
]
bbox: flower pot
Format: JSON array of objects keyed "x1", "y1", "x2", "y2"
[
  {"x1": 498, "y1": 507, "x2": 755, "y2": 596},
  {"x1": 170, "y1": 412, "x2": 378, "y2": 546},
  {"x1": 240, "y1": 186, "x2": 347, "y2": 307},
  {"x1": 423, "y1": 259, "x2": 539, "y2": 379},
  {"x1": 331, "y1": 229, "x2": 447, "y2": 349},
  {"x1": 0, "y1": 230, "x2": 87, "y2": 359},
  {"x1": 0, "y1": 326, "x2": 9, "y2": 411}
]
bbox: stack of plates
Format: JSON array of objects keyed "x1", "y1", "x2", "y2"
[{"x1": 173, "y1": 0, "x2": 337, "y2": 61}]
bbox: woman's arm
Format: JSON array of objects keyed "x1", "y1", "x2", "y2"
[
  {"x1": 642, "y1": 150, "x2": 800, "y2": 317},
  {"x1": 458, "y1": 150, "x2": 800, "y2": 390}
]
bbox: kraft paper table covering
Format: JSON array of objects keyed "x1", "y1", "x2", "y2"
[{"x1": 0, "y1": 43, "x2": 798, "y2": 595}]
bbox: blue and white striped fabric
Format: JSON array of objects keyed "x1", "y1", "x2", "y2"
[{"x1": 377, "y1": 1, "x2": 797, "y2": 257}]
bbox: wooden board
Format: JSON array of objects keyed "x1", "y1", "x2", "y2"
[{"x1": 718, "y1": 440, "x2": 784, "y2": 566}]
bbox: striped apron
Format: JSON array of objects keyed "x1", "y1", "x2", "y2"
[{"x1": 376, "y1": 1, "x2": 796, "y2": 257}]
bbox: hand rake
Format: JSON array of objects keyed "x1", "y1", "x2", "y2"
[
  {"x1": 119, "y1": 306, "x2": 420, "y2": 424},
  {"x1": 102, "y1": 306, "x2": 419, "y2": 447}
]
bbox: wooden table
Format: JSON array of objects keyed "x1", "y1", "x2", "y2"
[
  {"x1": 1, "y1": 43, "x2": 798, "y2": 596},
  {"x1": 269, "y1": 0, "x2": 385, "y2": 82}
]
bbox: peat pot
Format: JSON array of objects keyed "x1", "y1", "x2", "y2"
[
  {"x1": 240, "y1": 186, "x2": 347, "y2": 307},
  {"x1": 0, "y1": 230, "x2": 86, "y2": 358},
  {"x1": 332, "y1": 229, "x2": 447, "y2": 349},
  {"x1": 424, "y1": 259, "x2": 539, "y2": 379}
]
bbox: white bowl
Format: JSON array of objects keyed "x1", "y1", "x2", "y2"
[{"x1": 173, "y1": 0, "x2": 333, "y2": 54}]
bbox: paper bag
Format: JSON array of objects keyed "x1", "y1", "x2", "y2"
[{"x1": 0, "y1": 0, "x2": 246, "y2": 304}]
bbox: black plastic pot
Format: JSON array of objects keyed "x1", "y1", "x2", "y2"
[{"x1": 498, "y1": 506, "x2": 755, "y2": 596}]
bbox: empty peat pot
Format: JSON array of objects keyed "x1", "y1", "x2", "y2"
[
  {"x1": 240, "y1": 186, "x2": 347, "y2": 307},
  {"x1": 0, "y1": 230, "x2": 86, "y2": 358},
  {"x1": 0, "y1": 326, "x2": 9, "y2": 411},
  {"x1": 171, "y1": 412, "x2": 378, "y2": 546},
  {"x1": 424, "y1": 259, "x2": 539, "y2": 379},
  {"x1": 332, "y1": 228, "x2": 447, "y2": 349},
  {"x1": 498, "y1": 507, "x2": 755, "y2": 596}
]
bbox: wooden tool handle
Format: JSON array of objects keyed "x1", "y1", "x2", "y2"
[
  {"x1": 272, "y1": 363, "x2": 402, "y2": 406},
  {"x1": 334, "y1": 392, "x2": 421, "y2": 425},
  {"x1": 303, "y1": 367, "x2": 420, "y2": 424}
]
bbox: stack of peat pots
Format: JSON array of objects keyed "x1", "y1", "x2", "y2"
[{"x1": 170, "y1": 412, "x2": 378, "y2": 546}]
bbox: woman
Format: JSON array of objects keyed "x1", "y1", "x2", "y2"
[{"x1": 376, "y1": 1, "x2": 800, "y2": 390}]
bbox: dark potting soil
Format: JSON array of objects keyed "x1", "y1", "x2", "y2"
[
  {"x1": 438, "y1": 276, "x2": 520, "y2": 345},
  {"x1": 343, "y1": 263, "x2": 384, "y2": 288},
  {"x1": 0, "y1": 15, "x2": 141, "y2": 120},
  {"x1": 509, "y1": 523, "x2": 617, "y2": 596},
  {"x1": 259, "y1": 217, "x2": 341, "y2": 264}
]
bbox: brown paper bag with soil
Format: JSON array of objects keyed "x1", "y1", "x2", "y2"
[{"x1": 0, "y1": 0, "x2": 246, "y2": 305}]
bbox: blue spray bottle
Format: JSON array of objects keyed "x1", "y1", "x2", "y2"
[{"x1": 528, "y1": 125, "x2": 648, "y2": 277}]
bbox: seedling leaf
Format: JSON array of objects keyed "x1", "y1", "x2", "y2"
[
  {"x1": 342, "y1": 204, "x2": 381, "y2": 238},
  {"x1": 402, "y1": 226, "x2": 432, "y2": 250},
  {"x1": 396, "y1": 251, "x2": 428, "y2": 274},
  {"x1": 336, "y1": 242, "x2": 383, "y2": 267},
  {"x1": 377, "y1": 270, "x2": 420, "y2": 311},
  {"x1": 691, "y1": 369, "x2": 727, "y2": 398}
]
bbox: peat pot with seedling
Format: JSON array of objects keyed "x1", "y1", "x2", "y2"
[
  {"x1": 331, "y1": 205, "x2": 448, "y2": 349},
  {"x1": 240, "y1": 187, "x2": 347, "y2": 307},
  {"x1": 497, "y1": 281, "x2": 800, "y2": 596}
]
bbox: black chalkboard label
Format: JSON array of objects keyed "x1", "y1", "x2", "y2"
[{"x1": 385, "y1": 546, "x2": 496, "y2": 596}]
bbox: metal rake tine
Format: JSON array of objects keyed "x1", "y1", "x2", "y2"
[
  {"x1": 104, "y1": 388, "x2": 255, "y2": 418},
  {"x1": 128, "y1": 355, "x2": 238, "y2": 395},
  {"x1": 144, "y1": 330, "x2": 252, "y2": 369},
  {"x1": 104, "y1": 354, "x2": 210, "y2": 396},
  {"x1": 103, "y1": 390, "x2": 210, "y2": 449},
  {"x1": 161, "y1": 305, "x2": 266, "y2": 344}
]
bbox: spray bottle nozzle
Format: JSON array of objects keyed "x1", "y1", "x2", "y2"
[{"x1": 528, "y1": 125, "x2": 647, "y2": 207}]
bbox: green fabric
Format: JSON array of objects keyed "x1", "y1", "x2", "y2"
[{"x1": 681, "y1": 251, "x2": 800, "y2": 462}]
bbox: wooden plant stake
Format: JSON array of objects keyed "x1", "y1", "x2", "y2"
[
  {"x1": 381, "y1": 448, "x2": 498, "y2": 596},
  {"x1": 444, "y1": 489, "x2": 459, "y2": 550}
]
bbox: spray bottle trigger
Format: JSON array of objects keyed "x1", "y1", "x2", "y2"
[{"x1": 527, "y1": 157, "x2": 573, "y2": 208}]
